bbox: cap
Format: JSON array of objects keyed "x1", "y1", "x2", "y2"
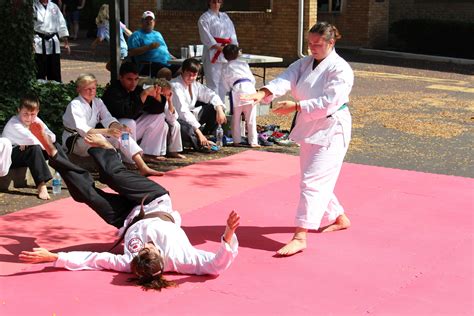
[{"x1": 142, "y1": 11, "x2": 155, "y2": 20}]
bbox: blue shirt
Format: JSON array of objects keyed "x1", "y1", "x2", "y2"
[{"x1": 128, "y1": 29, "x2": 171, "y2": 65}]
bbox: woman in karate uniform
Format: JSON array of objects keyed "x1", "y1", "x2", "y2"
[{"x1": 244, "y1": 22, "x2": 353, "y2": 256}]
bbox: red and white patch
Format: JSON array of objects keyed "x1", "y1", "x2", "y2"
[{"x1": 127, "y1": 237, "x2": 144, "y2": 253}]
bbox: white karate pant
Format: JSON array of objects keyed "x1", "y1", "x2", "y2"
[
  {"x1": 203, "y1": 56, "x2": 226, "y2": 101},
  {"x1": 0, "y1": 138, "x2": 13, "y2": 177},
  {"x1": 295, "y1": 127, "x2": 350, "y2": 230},
  {"x1": 231, "y1": 103, "x2": 258, "y2": 146},
  {"x1": 135, "y1": 112, "x2": 183, "y2": 156}
]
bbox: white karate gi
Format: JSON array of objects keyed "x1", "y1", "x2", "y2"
[
  {"x1": 171, "y1": 75, "x2": 225, "y2": 130},
  {"x1": 33, "y1": 0, "x2": 69, "y2": 55},
  {"x1": 2, "y1": 115, "x2": 56, "y2": 147},
  {"x1": 55, "y1": 194, "x2": 239, "y2": 276},
  {"x1": 198, "y1": 9, "x2": 238, "y2": 101},
  {"x1": 62, "y1": 96, "x2": 142, "y2": 163},
  {"x1": 0, "y1": 138, "x2": 12, "y2": 177},
  {"x1": 263, "y1": 49, "x2": 353, "y2": 229},
  {"x1": 135, "y1": 105, "x2": 182, "y2": 156},
  {"x1": 222, "y1": 59, "x2": 258, "y2": 145}
]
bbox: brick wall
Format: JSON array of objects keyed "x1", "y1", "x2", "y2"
[
  {"x1": 128, "y1": 0, "x2": 316, "y2": 63},
  {"x1": 390, "y1": 0, "x2": 474, "y2": 23}
]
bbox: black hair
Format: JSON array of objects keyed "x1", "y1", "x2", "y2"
[
  {"x1": 181, "y1": 58, "x2": 201, "y2": 73},
  {"x1": 119, "y1": 61, "x2": 139, "y2": 76},
  {"x1": 223, "y1": 44, "x2": 240, "y2": 61}
]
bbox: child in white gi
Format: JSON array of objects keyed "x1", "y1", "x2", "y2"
[
  {"x1": 222, "y1": 44, "x2": 259, "y2": 147},
  {"x1": 2, "y1": 95, "x2": 56, "y2": 199}
]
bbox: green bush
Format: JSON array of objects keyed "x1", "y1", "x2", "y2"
[
  {"x1": 390, "y1": 19, "x2": 474, "y2": 59},
  {"x1": 0, "y1": 81, "x2": 105, "y2": 142}
]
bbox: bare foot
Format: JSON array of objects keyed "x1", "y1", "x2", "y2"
[
  {"x1": 319, "y1": 214, "x2": 351, "y2": 233},
  {"x1": 29, "y1": 122, "x2": 57, "y2": 157},
  {"x1": 84, "y1": 134, "x2": 114, "y2": 149},
  {"x1": 250, "y1": 144, "x2": 261, "y2": 148},
  {"x1": 139, "y1": 166, "x2": 164, "y2": 177},
  {"x1": 143, "y1": 155, "x2": 167, "y2": 163},
  {"x1": 37, "y1": 183, "x2": 50, "y2": 200},
  {"x1": 167, "y1": 152, "x2": 186, "y2": 159},
  {"x1": 276, "y1": 237, "x2": 307, "y2": 256}
]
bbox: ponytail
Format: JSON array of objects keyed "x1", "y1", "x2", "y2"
[{"x1": 309, "y1": 21, "x2": 342, "y2": 42}]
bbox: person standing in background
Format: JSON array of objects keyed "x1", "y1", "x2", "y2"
[
  {"x1": 198, "y1": 0, "x2": 238, "y2": 101},
  {"x1": 33, "y1": 0, "x2": 70, "y2": 82},
  {"x1": 63, "y1": 0, "x2": 85, "y2": 40}
]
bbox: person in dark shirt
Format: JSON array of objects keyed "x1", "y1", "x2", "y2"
[{"x1": 102, "y1": 62, "x2": 185, "y2": 161}]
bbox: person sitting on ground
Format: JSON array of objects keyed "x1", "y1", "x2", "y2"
[
  {"x1": 141, "y1": 78, "x2": 186, "y2": 159},
  {"x1": 222, "y1": 44, "x2": 259, "y2": 147},
  {"x1": 19, "y1": 123, "x2": 240, "y2": 291},
  {"x1": 127, "y1": 11, "x2": 180, "y2": 80},
  {"x1": 62, "y1": 73, "x2": 163, "y2": 176},
  {"x1": 90, "y1": 4, "x2": 132, "y2": 71},
  {"x1": 0, "y1": 138, "x2": 13, "y2": 177},
  {"x1": 2, "y1": 95, "x2": 56, "y2": 199},
  {"x1": 171, "y1": 58, "x2": 227, "y2": 153},
  {"x1": 102, "y1": 62, "x2": 184, "y2": 162}
]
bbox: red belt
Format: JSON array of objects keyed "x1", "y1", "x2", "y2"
[{"x1": 211, "y1": 37, "x2": 231, "y2": 63}]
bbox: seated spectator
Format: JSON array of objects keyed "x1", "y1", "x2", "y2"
[
  {"x1": 62, "y1": 73, "x2": 163, "y2": 177},
  {"x1": 2, "y1": 95, "x2": 56, "y2": 199},
  {"x1": 171, "y1": 58, "x2": 227, "y2": 152},
  {"x1": 102, "y1": 62, "x2": 184, "y2": 162},
  {"x1": 141, "y1": 78, "x2": 186, "y2": 159},
  {"x1": 127, "y1": 11, "x2": 180, "y2": 80}
]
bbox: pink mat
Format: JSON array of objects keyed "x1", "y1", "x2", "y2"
[{"x1": 1, "y1": 150, "x2": 472, "y2": 315}]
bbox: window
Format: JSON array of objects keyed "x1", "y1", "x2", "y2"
[
  {"x1": 158, "y1": 0, "x2": 272, "y2": 12},
  {"x1": 318, "y1": 0, "x2": 342, "y2": 13}
]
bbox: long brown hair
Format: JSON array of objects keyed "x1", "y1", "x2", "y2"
[{"x1": 128, "y1": 247, "x2": 176, "y2": 291}]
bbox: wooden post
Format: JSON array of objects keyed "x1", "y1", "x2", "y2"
[{"x1": 109, "y1": 0, "x2": 121, "y2": 82}]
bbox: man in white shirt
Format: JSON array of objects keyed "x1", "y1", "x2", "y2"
[
  {"x1": 19, "y1": 124, "x2": 240, "y2": 291},
  {"x1": 171, "y1": 58, "x2": 227, "y2": 152},
  {"x1": 33, "y1": 0, "x2": 70, "y2": 82}
]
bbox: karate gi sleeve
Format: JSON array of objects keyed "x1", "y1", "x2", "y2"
[
  {"x1": 196, "y1": 83, "x2": 226, "y2": 112},
  {"x1": 67, "y1": 100, "x2": 94, "y2": 136},
  {"x1": 198, "y1": 16, "x2": 217, "y2": 48},
  {"x1": 171, "y1": 84, "x2": 201, "y2": 130},
  {"x1": 299, "y1": 64, "x2": 354, "y2": 120},
  {"x1": 263, "y1": 59, "x2": 302, "y2": 103},
  {"x1": 177, "y1": 234, "x2": 239, "y2": 276},
  {"x1": 96, "y1": 98, "x2": 120, "y2": 129},
  {"x1": 55, "y1": 251, "x2": 132, "y2": 273},
  {"x1": 56, "y1": 6, "x2": 69, "y2": 38}
]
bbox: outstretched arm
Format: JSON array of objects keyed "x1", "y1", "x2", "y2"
[
  {"x1": 223, "y1": 210, "x2": 240, "y2": 244},
  {"x1": 19, "y1": 248, "x2": 58, "y2": 264}
]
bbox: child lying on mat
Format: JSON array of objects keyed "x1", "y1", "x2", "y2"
[{"x1": 19, "y1": 122, "x2": 240, "y2": 291}]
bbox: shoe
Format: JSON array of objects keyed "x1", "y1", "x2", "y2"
[{"x1": 258, "y1": 135, "x2": 273, "y2": 146}]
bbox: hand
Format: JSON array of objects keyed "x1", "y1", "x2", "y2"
[
  {"x1": 148, "y1": 42, "x2": 159, "y2": 50},
  {"x1": 273, "y1": 100, "x2": 298, "y2": 115},
  {"x1": 196, "y1": 129, "x2": 209, "y2": 147},
  {"x1": 64, "y1": 43, "x2": 71, "y2": 55},
  {"x1": 241, "y1": 89, "x2": 267, "y2": 103},
  {"x1": 19, "y1": 248, "x2": 58, "y2": 264},
  {"x1": 121, "y1": 124, "x2": 132, "y2": 133},
  {"x1": 223, "y1": 210, "x2": 240, "y2": 244},
  {"x1": 216, "y1": 106, "x2": 227, "y2": 125},
  {"x1": 106, "y1": 127, "x2": 122, "y2": 138}
]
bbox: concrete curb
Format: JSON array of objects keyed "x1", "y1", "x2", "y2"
[{"x1": 338, "y1": 46, "x2": 474, "y2": 65}]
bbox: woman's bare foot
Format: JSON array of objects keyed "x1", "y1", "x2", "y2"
[
  {"x1": 37, "y1": 183, "x2": 50, "y2": 200},
  {"x1": 276, "y1": 228, "x2": 308, "y2": 256},
  {"x1": 84, "y1": 134, "x2": 114, "y2": 149},
  {"x1": 250, "y1": 144, "x2": 261, "y2": 148},
  {"x1": 167, "y1": 152, "x2": 186, "y2": 159},
  {"x1": 320, "y1": 214, "x2": 351, "y2": 233},
  {"x1": 29, "y1": 122, "x2": 57, "y2": 157}
]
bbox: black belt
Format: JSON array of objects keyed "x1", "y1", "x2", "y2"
[{"x1": 36, "y1": 32, "x2": 59, "y2": 77}]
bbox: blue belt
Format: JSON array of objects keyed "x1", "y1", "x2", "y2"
[{"x1": 229, "y1": 78, "x2": 252, "y2": 115}]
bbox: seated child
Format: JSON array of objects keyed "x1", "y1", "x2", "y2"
[
  {"x1": 139, "y1": 78, "x2": 186, "y2": 159},
  {"x1": 2, "y1": 95, "x2": 56, "y2": 199},
  {"x1": 62, "y1": 73, "x2": 163, "y2": 177},
  {"x1": 221, "y1": 45, "x2": 259, "y2": 147}
]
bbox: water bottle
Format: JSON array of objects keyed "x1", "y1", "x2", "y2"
[
  {"x1": 52, "y1": 172, "x2": 62, "y2": 195},
  {"x1": 216, "y1": 124, "x2": 224, "y2": 148},
  {"x1": 121, "y1": 132, "x2": 130, "y2": 148}
]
